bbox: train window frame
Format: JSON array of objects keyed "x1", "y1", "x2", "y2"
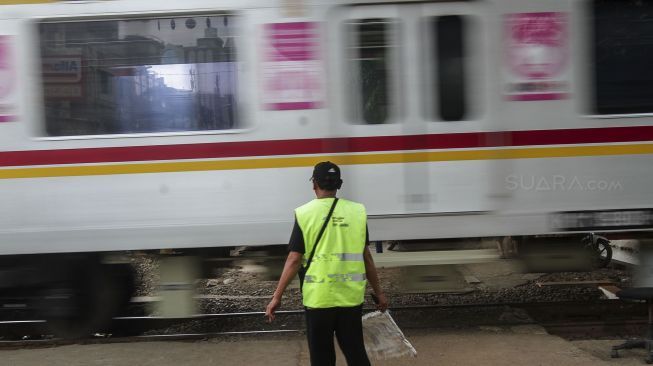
[
  {"x1": 420, "y1": 12, "x2": 481, "y2": 124},
  {"x1": 432, "y1": 15, "x2": 468, "y2": 122},
  {"x1": 587, "y1": 0, "x2": 653, "y2": 117},
  {"x1": 344, "y1": 17, "x2": 403, "y2": 125},
  {"x1": 32, "y1": 12, "x2": 249, "y2": 140}
]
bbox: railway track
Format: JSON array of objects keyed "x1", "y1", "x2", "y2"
[{"x1": 0, "y1": 300, "x2": 647, "y2": 348}]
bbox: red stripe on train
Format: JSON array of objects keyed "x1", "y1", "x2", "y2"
[{"x1": 1, "y1": 126, "x2": 653, "y2": 167}]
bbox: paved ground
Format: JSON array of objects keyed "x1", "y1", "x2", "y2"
[{"x1": 2, "y1": 325, "x2": 647, "y2": 366}]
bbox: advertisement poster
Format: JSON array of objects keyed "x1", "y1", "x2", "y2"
[
  {"x1": 0, "y1": 36, "x2": 16, "y2": 122},
  {"x1": 262, "y1": 22, "x2": 324, "y2": 110},
  {"x1": 504, "y1": 12, "x2": 569, "y2": 101}
]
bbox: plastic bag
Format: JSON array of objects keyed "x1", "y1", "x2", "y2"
[{"x1": 362, "y1": 310, "x2": 417, "y2": 360}]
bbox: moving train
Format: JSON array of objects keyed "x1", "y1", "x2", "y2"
[{"x1": 0, "y1": 0, "x2": 652, "y2": 336}]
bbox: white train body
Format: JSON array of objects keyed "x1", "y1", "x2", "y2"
[{"x1": 1, "y1": 0, "x2": 652, "y2": 256}]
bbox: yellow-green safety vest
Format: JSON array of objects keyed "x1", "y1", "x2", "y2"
[{"x1": 295, "y1": 197, "x2": 367, "y2": 308}]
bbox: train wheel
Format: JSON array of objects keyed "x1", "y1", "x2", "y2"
[
  {"x1": 42, "y1": 262, "x2": 127, "y2": 339},
  {"x1": 582, "y1": 234, "x2": 613, "y2": 269},
  {"x1": 593, "y1": 238, "x2": 613, "y2": 268}
]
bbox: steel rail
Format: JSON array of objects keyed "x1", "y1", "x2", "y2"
[
  {"x1": 0, "y1": 299, "x2": 644, "y2": 324},
  {"x1": 0, "y1": 300, "x2": 647, "y2": 348}
]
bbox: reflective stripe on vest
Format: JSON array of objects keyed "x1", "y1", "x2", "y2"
[
  {"x1": 295, "y1": 198, "x2": 367, "y2": 308},
  {"x1": 305, "y1": 273, "x2": 367, "y2": 283},
  {"x1": 311, "y1": 253, "x2": 365, "y2": 262}
]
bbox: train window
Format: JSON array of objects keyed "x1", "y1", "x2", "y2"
[
  {"x1": 592, "y1": 0, "x2": 653, "y2": 114},
  {"x1": 38, "y1": 14, "x2": 239, "y2": 136},
  {"x1": 347, "y1": 19, "x2": 397, "y2": 124},
  {"x1": 433, "y1": 15, "x2": 467, "y2": 121}
]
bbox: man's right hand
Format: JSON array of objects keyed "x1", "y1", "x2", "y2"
[{"x1": 265, "y1": 296, "x2": 281, "y2": 323}]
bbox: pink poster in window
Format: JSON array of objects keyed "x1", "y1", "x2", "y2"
[
  {"x1": 0, "y1": 36, "x2": 17, "y2": 122},
  {"x1": 262, "y1": 22, "x2": 324, "y2": 110},
  {"x1": 504, "y1": 12, "x2": 569, "y2": 101}
]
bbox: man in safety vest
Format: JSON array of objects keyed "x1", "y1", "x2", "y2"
[{"x1": 266, "y1": 161, "x2": 388, "y2": 366}]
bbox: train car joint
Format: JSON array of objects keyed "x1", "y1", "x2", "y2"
[{"x1": 155, "y1": 256, "x2": 199, "y2": 318}]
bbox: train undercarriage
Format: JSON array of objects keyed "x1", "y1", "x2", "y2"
[{"x1": 0, "y1": 233, "x2": 626, "y2": 338}]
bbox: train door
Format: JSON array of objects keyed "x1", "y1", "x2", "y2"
[
  {"x1": 416, "y1": 2, "x2": 495, "y2": 215},
  {"x1": 327, "y1": 4, "x2": 410, "y2": 217},
  {"x1": 328, "y1": 3, "x2": 494, "y2": 226}
]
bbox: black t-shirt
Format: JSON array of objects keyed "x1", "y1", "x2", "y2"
[{"x1": 288, "y1": 216, "x2": 370, "y2": 254}]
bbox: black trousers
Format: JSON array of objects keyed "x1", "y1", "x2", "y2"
[{"x1": 304, "y1": 304, "x2": 371, "y2": 366}]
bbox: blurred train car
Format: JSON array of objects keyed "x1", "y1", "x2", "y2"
[{"x1": 0, "y1": 0, "x2": 652, "y2": 336}]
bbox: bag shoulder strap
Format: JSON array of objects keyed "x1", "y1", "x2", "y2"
[{"x1": 304, "y1": 198, "x2": 339, "y2": 272}]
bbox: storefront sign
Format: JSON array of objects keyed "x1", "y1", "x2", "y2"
[
  {"x1": 42, "y1": 54, "x2": 84, "y2": 99},
  {"x1": 42, "y1": 56, "x2": 82, "y2": 83}
]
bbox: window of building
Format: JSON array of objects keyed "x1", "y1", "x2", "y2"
[
  {"x1": 432, "y1": 15, "x2": 467, "y2": 121},
  {"x1": 39, "y1": 14, "x2": 239, "y2": 136},
  {"x1": 99, "y1": 70, "x2": 111, "y2": 95},
  {"x1": 592, "y1": 0, "x2": 653, "y2": 114},
  {"x1": 346, "y1": 18, "x2": 397, "y2": 124}
]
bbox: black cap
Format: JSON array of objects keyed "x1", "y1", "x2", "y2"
[{"x1": 311, "y1": 161, "x2": 342, "y2": 190}]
